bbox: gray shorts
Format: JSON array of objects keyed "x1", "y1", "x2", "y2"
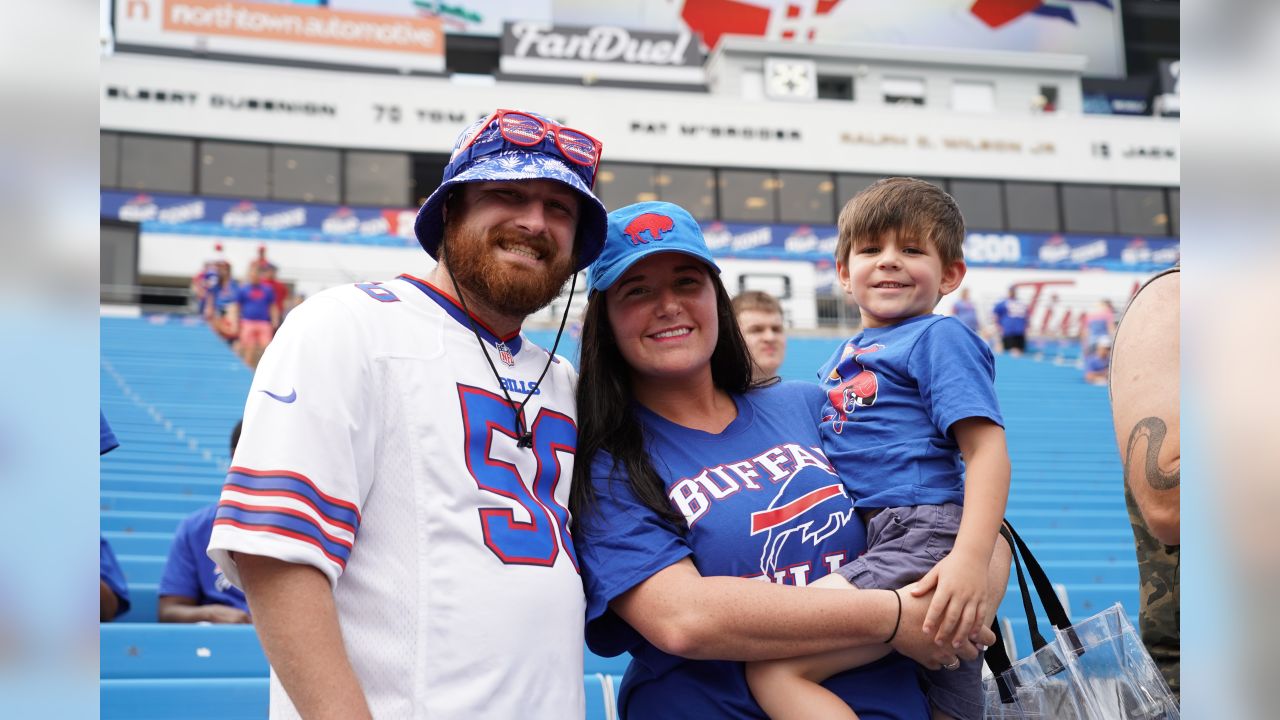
[{"x1": 835, "y1": 503, "x2": 983, "y2": 720}]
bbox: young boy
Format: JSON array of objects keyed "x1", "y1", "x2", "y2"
[{"x1": 746, "y1": 178, "x2": 1010, "y2": 720}]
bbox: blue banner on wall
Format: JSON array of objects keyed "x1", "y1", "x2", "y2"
[
  {"x1": 101, "y1": 190, "x2": 1179, "y2": 271},
  {"x1": 100, "y1": 191, "x2": 421, "y2": 248}
]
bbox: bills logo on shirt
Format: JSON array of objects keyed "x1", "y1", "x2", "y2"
[
  {"x1": 665, "y1": 442, "x2": 855, "y2": 585},
  {"x1": 751, "y1": 481, "x2": 856, "y2": 585},
  {"x1": 823, "y1": 343, "x2": 884, "y2": 434}
]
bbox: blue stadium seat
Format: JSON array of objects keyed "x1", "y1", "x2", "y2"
[
  {"x1": 118, "y1": 555, "x2": 166, "y2": 584},
  {"x1": 101, "y1": 678, "x2": 268, "y2": 720},
  {"x1": 113, "y1": 583, "x2": 158, "y2": 623},
  {"x1": 585, "y1": 647, "x2": 631, "y2": 675},
  {"x1": 101, "y1": 624, "x2": 268, "y2": 679},
  {"x1": 104, "y1": 531, "x2": 177, "y2": 557},
  {"x1": 102, "y1": 510, "x2": 191, "y2": 535},
  {"x1": 584, "y1": 673, "x2": 610, "y2": 720},
  {"x1": 102, "y1": 490, "x2": 220, "y2": 514}
]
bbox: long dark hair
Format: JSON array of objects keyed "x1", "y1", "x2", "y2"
[{"x1": 570, "y1": 269, "x2": 770, "y2": 532}]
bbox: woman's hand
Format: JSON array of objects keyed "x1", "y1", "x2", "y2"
[{"x1": 890, "y1": 587, "x2": 994, "y2": 670}]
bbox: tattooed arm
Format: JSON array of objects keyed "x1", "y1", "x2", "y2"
[{"x1": 1110, "y1": 271, "x2": 1180, "y2": 545}]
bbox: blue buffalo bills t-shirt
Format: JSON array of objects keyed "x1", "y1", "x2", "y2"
[
  {"x1": 159, "y1": 504, "x2": 249, "y2": 612},
  {"x1": 235, "y1": 283, "x2": 275, "y2": 322},
  {"x1": 578, "y1": 381, "x2": 928, "y2": 720},
  {"x1": 818, "y1": 315, "x2": 1003, "y2": 510}
]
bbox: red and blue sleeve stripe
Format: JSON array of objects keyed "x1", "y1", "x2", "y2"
[{"x1": 216, "y1": 467, "x2": 361, "y2": 569}]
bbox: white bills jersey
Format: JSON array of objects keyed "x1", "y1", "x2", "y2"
[{"x1": 208, "y1": 274, "x2": 585, "y2": 719}]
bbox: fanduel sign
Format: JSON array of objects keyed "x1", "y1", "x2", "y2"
[
  {"x1": 504, "y1": 22, "x2": 697, "y2": 65},
  {"x1": 500, "y1": 21, "x2": 704, "y2": 85}
]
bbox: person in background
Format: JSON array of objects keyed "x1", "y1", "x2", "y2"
[
  {"x1": 1108, "y1": 267, "x2": 1179, "y2": 698},
  {"x1": 950, "y1": 287, "x2": 981, "y2": 335},
  {"x1": 191, "y1": 260, "x2": 220, "y2": 317},
  {"x1": 158, "y1": 421, "x2": 251, "y2": 624},
  {"x1": 991, "y1": 288, "x2": 1028, "y2": 356},
  {"x1": 258, "y1": 261, "x2": 290, "y2": 322},
  {"x1": 1080, "y1": 298, "x2": 1117, "y2": 358},
  {"x1": 231, "y1": 263, "x2": 280, "y2": 369},
  {"x1": 252, "y1": 245, "x2": 291, "y2": 319},
  {"x1": 191, "y1": 244, "x2": 228, "y2": 316},
  {"x1": 206, "y1": 261, "x2": 240, "y2": 345},
  {"x1": 100, "y1": 413, "x2": 130, "y2": 622},
  {"x1": 1082, "y1": 336, "x2": 1112, "y2": 385},
  {"x1": 733, "y1": 290, "x2": 787, "y2": 382}
]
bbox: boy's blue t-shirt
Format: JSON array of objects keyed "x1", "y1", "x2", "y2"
[
  {"x1": 159, "y1": 504, "x2": 250, "y2": 612},
  {"x1": 817, "y1": 315, "x2": 1003, "y2": 509},
  {"x1": 578, "y1": 381, "x2": 927, "y2": 720}
]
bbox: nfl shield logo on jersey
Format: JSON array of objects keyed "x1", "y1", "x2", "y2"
[{"x1": 497, "y1": 342, "x2": 515, "y2": 367}]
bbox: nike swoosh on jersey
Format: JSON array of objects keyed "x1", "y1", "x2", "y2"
[{"x1": 260, "y1": 388, "x2": 297, "y2": 404}]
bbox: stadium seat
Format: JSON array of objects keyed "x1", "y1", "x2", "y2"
[
  {"x1": 584, "y1": 673, "x2": 610, "y2": 720},
  {"x1": 112, "y1": 583, "x2": 158, "y2": 623},
  {"x1": 102, "y1": 490, "x2": 220, "y2": 514},
  {"x1": 101, "y1": 510, "x2": 192, "y2": 535},
  {"x1": 101, "y1": 624, "x2": 268, "y2": 680},
  {"x1": 585, "y1": 647, "x2": 631, "y2": 675},
  {"x1": 100, "y1": 678, "x2": 268, "y2": 720},
  {"x1": 103, "y1": 531, "x2": 178, "y2": 557},
  {"x1": 118, "y1": 555, "x2": 166, "y2": 584}
]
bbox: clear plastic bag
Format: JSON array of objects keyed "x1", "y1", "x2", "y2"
[{"x1": 982, "y1": 523, "x2": 1179, "y2": 719}]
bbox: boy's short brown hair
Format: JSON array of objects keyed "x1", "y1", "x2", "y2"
[
  {"x1": 731, "y1": 290, "x2": 783, "y2": 318},
  {"x1": 836, "y1": 177, "x2": 966, "y2": 266}
]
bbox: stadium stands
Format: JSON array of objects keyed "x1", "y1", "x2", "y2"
[{"x1": 102, "y1": 317, "x2": 1135, "y2": 718}]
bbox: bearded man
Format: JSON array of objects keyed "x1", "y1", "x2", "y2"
[{"x1": 208, "y1": 110, "x2": 607, "y2": 719}]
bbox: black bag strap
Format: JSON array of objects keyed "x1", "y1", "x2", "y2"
[
  {"x1": 1008, "y1": 523, "x2": 1050, "y2": 651},
  {"x1": 984, "y1": 616, "x2": 1018, "y2": 703},
  {"x1": 1005, "y1": 522, "x2": 1072, "y2": 631},
  {"x1": 984, "y1": 525, "x2": 1020, "y2": 704},
  {"x1": 984, "y1": 520, "x2": 1084, "y2": 704},
  {"x1": 1004, "y1": 521, "x2": 1083, "y2": 656}
]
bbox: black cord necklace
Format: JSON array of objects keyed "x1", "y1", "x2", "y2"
[{"x1": 443, "y1": 261, "x2": 577, "y2": 449}]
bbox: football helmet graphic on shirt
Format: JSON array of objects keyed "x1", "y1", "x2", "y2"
[{"x1": 823, "y1": 343, "x2": 884, "y2": 434}]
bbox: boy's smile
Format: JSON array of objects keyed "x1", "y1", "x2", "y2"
[{"x1": 838, "y1": 229, "x2": 966, "y2": 328}]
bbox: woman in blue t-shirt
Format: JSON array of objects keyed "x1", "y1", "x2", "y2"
[{"x1": 570, "y1": 202, "x2": 1008, "y2": 719}]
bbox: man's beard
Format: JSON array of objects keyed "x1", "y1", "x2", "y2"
[{"x1": 441, "y1": 221, "x2": 576, "y2": 318}]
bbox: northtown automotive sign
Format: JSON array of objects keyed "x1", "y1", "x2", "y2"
[
  {"x1": 114, "y1": 0, "x2": 444, "y2": 73},
  {"x1": 500, "y1": 21, "x2": 704, "y2": 85}
]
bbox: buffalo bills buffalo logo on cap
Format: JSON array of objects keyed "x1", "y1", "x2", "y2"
[
  {"x1": 587, "y1": 201, "x2": 722, "y2": 293},
  {"x1": 623, "y1": 213, "x2": 676, "y2": 245}
]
